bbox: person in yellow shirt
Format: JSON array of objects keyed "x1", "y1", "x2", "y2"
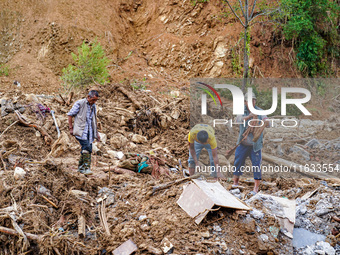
[{"x1": 188, "y1": 124, "x2": 222, "y2": 178}]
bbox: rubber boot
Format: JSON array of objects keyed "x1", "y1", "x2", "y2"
[
  {"x1": 78, "y1": 154, "x2": 85, "y2": 173},
  {"x1": 82, "y1": 153, "x2": 93, "y2": 175}
]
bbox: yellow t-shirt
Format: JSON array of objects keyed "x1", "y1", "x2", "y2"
[{"x1": 188, "y1": 124, "x2": 217, "y2": 149}]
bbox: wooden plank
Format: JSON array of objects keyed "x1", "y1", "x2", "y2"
[
  {"x1": 177, "y1": 180, "x2": 251, "y2": 224},
  {"x1": 112, "y1": 239, "x2": 138, "y2": 255},
  {"x1": 193, "y1": 180, "x2": 251, "y2": 211},
  {"x1": 177, "y1": 183, "x2": 214, "y2": 224}
]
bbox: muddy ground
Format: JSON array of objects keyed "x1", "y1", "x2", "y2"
[
  {"x1": 0, "y1": 83, "x2": 339, "y2": 255},
  {"x1": 0, "y1": 0, "x2": 339, "y2": 254}
]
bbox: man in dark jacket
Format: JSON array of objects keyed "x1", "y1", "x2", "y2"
[{"x1": 67, "y1": 90, "x2": 101, "y2": 175}]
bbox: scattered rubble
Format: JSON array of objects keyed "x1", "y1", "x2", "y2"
[{"x1": 0, "y1": 84, "x2": 339, "y2": 254}]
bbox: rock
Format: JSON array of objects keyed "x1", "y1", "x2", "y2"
[
  {"x1": 161, "y1": 237, "x2": 173, "y2": 253},
  {"x1": 14, "y1": 167, "x2": 26, "y2": 180},
  {"x1": 289, "y1": 145, "x2": 310, "y2": 161},
  {"x1": 259, "y1": 234, "x2": 269, "y2": 243},
  {"x1": 107, "y1": 150, "x2": 117, "y2": 158},
  {"x1": 141, "y1": 224, "x2": 150, "y2": 231},
  {"x1": 305, "y1": 138, "x2": 322, "y2": 149},
  {"x1": 209, "y1": 61, "x2": 223, "y2": 77},
  {"x1": 296, "y1": 203, "x2": 307, "y2": 216},
  {"x1": 107, "y1": 150, "x2": 124, "y2": 159},
  {"x1": 300, "y1": 241, "x2": 336, "y2": 255},
  {"x1": 97, "y1": 187, "x2": 115, "y2": 206},
  {"x1": 170, "y1": 108, "x2": 180, "y2": 119},
  {"x1": 98, "y1": 132, "x2": 107, "y2": 144},
  {"x1": 213, "y1": 225, "x2": 222, "y2": 232},
  {"x1": 230, "y1": 188, "x2": 240, "y2": 195},
  {"x1": 315, "y1": 199, "x2": 333, "y2": 216},
  {"x1": 220, "y1": 241, "x2": 228, "y2": 250},
  {"x1": 200, "y1": 231, "x2": 210, "y2": 238},
  {"x1": 138, "y1": 215, "x2": 147, "y2": 221},
  {"x1": 110, "y1": 134, "x2": 128, "y2": 149},
  {"x1": 170, "y1": 90, "x2": 180, "y2": 97},
  {"x1": 131, "y1": 134, "x2": 147, "y2": 144},
  {"x1": 26, "y1": 94, "x2": 40, "y2": 103},
  {"x1": 92, "y1": 142, "x2": 100, "y2": 154},
  {"x1": 128, "y1": 142, "x2": 137, "y2": 149},
  {"x1": 250, "y1": 209, "x2": 264, "y2": 220},
  {"x1": 151, "y1": 221, "x2": 159, "y2": 226},
  {"x1": 314, "y1": 250, "x2": 326, "y2": 255},
  {"x1": 214, "y1": 41, "x2": 227, "y2": 58},
  {"x1": 37, "y1": 185, "x2": 52, "y2": 197}
]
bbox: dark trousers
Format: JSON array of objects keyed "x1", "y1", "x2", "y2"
[
  {"x1": 76, "y1": 138, "x2": 93, "y2": 154},
  {"x1": 234, "y1": 144, "x2": 262, "y2": 180}
]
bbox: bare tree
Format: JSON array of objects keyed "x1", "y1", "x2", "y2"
[{"x1": 222, "y1": 0, "x2": 278, "y2": 91}]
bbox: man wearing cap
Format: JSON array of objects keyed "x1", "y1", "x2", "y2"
[
  {"x1": 188, "y1": 124, "x2": 223, "y2": 179},
  {"x1": 231, "y1": 92, "x2": 270, "y2": 194},
  {"x1": 67, "y1": 90, "x2": 101, "y2": 175}
]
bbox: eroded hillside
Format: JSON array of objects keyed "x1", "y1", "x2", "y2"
[{"x1": 1, "y1": 0, "x2": 298, "y2": 93}]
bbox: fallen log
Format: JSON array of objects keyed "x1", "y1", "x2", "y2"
[
  {"x1": 116, "y1": 86, "x2": 142, "y2": 109},
  {"x1": 152, "y1": 173, "x2": 207, "y2": 195},
  {"x1": 53, "y1": 96, "x2": 64, "y2": 105},
  {"x1": 0, "y1": 226, "x2": 41, "y2": 241},
  {"x1": 15, "y1": 110, "x2": 53, "y2": 145}
]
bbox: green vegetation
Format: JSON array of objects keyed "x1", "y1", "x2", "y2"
[
  {"x1": 130, "y1": 77, "x2": 148, "y2": 91},
  {"x1": 280, "y1": 0, "x2": 339, "y2": 76},
  {"x1": 231, "y1": 49, "x2": 242, "y2": 76},
  {"x1": 61, "y1": 39, "x2": 110, "y2": 90},
  {"x1": 222, "y1": 0, "x2": 279, "y2": 91},
  {"x1": 0, "y1": 64, "x2": 9, "y2": 77}
]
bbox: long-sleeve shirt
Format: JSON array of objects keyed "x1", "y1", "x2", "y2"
[{"x1": 67, "y1": 100, "x2": 96, "y2": 143}]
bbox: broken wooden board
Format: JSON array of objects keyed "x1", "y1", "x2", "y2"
[
  {"x1": 177, "y1": 180, "x2": 251, "y2": 224},
  {"x1": 112, "y1": 239, "x2": 138, "y2": 255},
  {"x1": 301, "y1": 188, "x2": 319, "y2": 201},
  {"x1": 253, "y1": 194, "x2": 296, "y2": 238}
]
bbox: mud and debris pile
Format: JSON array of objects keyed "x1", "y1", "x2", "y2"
[{"x1": 0, "y1": 84, "x2": 339, "y2": 254}]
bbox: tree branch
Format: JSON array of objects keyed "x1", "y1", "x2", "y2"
[
  {"x1": 250, "y1": 0, "x2": 258, "y2": 19},
  {"x1": 223, "y1": 0, "x2": 246, "y2": 27},
  {"x1": 249, "y1": 8, "x2": 279, "y2": 23},
  {"x1": 237, "y1": 0, "x2": 246, "y2": 18}
]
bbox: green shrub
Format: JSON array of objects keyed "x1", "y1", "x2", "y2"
[
  {"x1": 0, "y1": 64, "x2": 9, "y2": 76},
  {"x1": 280, "y1": 0, "x2": 339, "y2": 76},
  {"x1": 61, "y1": 39, "x2": 110, "y2": 89}
]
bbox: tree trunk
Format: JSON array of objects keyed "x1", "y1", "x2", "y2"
[
  {"x1": 242, "y1": 0, "x2": 249, "y2": 93},
  {"x1": 242, "y1": 26, "x2": 249, "y2": 93}
]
